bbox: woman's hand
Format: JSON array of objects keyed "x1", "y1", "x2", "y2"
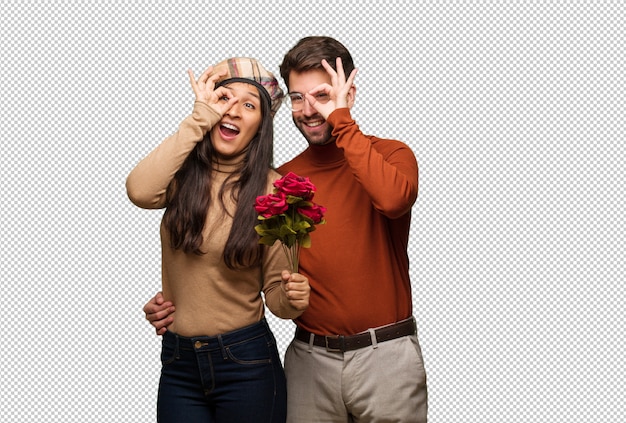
[
  {"x1": 188, "y1": 67, "x2": 238, "y2": 116},
  {"x1": 281, "y1": 270, "x2": 310, "y2": 312}
]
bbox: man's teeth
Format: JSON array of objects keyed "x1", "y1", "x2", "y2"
[{"x1": 305, "y1": 120, "x2": 324, "y2": 128}]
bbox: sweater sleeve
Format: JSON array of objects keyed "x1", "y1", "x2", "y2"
[
  {"x1": 261, "y1": 241, "x2": 304, "y2": 320},
  {"x1": 329, "y1": 108, "x2": 419, "y2": 219},
  {"x1": 126, "y1": 101, "x2": 222, "y2": 209}
]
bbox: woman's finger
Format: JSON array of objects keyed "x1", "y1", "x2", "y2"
[{"x1": 187, "y1": 69, "x2": 198, "y2": 90}]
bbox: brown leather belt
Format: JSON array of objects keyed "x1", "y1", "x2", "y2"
[{"x1": 294, "y1": 317, "x2": 416, "y2": 352}]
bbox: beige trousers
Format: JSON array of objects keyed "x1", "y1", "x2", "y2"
[{"x1": 284, "y1": 328, "x2": 428, "y2": 423}]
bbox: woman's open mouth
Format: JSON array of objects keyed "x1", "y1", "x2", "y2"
[{"x1": 219, "y1": 123, "x2": 240, "y2": 139}]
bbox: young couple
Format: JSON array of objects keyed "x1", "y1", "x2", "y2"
[{"x1": 128, "y1": 36, "x2": 427, "y2": 423}]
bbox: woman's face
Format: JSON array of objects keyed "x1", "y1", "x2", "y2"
[{"x1": 210, "y1": 82, "x2": 263, "y2": 158}]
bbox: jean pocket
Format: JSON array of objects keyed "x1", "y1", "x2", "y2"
[
  {"x1": 225, "y1": 335, "x2": 273, "y2": 365},
  {"x1": 160, "y1": 338, "x2": 178, "y2": 365}
]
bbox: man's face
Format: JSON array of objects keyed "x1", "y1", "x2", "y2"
[{"x1": 287, "y1": 69, "x2": 335, "y2": 146}]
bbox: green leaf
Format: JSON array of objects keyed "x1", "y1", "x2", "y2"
[
  {"x1": 292, "y1": 220, "x2": 311, "y2": 232},
  {"x1": 282, "y1": 233, "x2": 297, "y2": 248},
  {"x1": 258, "y1": 235, "x2": 279, "y2": 246},
  {"x1": 254, "y1": 224, "x2": 266, "y2": 235},
  {"x1": 300, "y1": 233, "x2": 311, "y2": 248},
  {"x1": 279, "y1": 224, "x2": 297, "y2": 237}
]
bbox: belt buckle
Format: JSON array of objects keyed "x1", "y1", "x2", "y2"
[{"x1": 325, "y1": 335, "x2": 345, "y2": 352}]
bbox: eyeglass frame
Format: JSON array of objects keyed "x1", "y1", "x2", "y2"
[{"x1": 284, "y1": 92, "x2": 331, "y2": 112}]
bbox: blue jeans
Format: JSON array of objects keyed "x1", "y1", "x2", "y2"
[{"x1": 157, "y1": 319, "x2": 287, "y2": 423}]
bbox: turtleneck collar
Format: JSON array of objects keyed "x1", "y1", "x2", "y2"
[
  {"x1": 303, "y1": 141, "x2": 346, "y2": 166},
  {"x1": 212, "y1": 150, "x2": 247, "y2": 174}
]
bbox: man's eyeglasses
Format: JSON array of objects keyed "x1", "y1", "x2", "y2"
[{"x1": 285, "y1": 92, "x2": 330, "y2": 112}]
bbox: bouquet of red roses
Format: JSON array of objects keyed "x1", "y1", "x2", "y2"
[{"x1": 254, "y1": 172, "x2": 326, "y2": 272}]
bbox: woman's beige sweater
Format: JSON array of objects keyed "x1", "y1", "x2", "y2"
[{"x1": 126, "y1": 101, "x2": 300, "y2": 336}]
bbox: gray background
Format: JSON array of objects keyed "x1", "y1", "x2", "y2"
[{"x1": 1, "y1": 1, "x2": 623, "y2": 421}]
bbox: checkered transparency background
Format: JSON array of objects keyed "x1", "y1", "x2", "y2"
[{"x1": 1, "y1": 1, "x2": 624, "y2": 422}]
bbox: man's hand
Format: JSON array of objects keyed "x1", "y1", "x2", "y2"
[
  {"x1": 281, "y1": 270, "x2": 310, "y2": 312},
  {"x1": 306, "y1": 57, "x2": 357, "y2": 119},
  {"x1": 143, "y1": 292, "x2": 175, "y2": 336}
]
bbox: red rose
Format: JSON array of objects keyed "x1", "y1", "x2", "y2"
[
  {"x1": 254, "y1": 172, "x2": 326, "y2": 272},
  {"x1": 273, "y1": 172, "x2": 316, "y2": 200},
  {"x1": 297, "y1": 203, "x2": 327, "y2": 224},
  {"x1": 254, "y1": 193, "x2": 288, "y2": 218}
]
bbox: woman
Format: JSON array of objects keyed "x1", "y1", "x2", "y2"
[{"x1": 126, "y1": 57, "x2": 310, "y2": 422}]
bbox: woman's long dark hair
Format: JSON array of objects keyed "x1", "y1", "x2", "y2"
[{"x1": 162, "y1": 83, "x2": 274, "y2": 269}]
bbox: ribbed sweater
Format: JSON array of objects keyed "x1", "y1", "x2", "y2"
[
  {"x1": 127, "y1": 101, "x2": 302, "y2": 337},
  {"x1": 277, "y1": 108, "x2": 419, "y2": 336}
]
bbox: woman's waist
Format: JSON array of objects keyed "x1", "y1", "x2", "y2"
[
  {"x1": 168, "y1": 305, "x2": 265, "y2": 338},
  {"x1": 164, "y1": 318, "x2": 272, "y2": 351}
]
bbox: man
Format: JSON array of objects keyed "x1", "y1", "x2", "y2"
[{"x1": 144, "y1": 36, "x2": 427, "y2": 422}]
